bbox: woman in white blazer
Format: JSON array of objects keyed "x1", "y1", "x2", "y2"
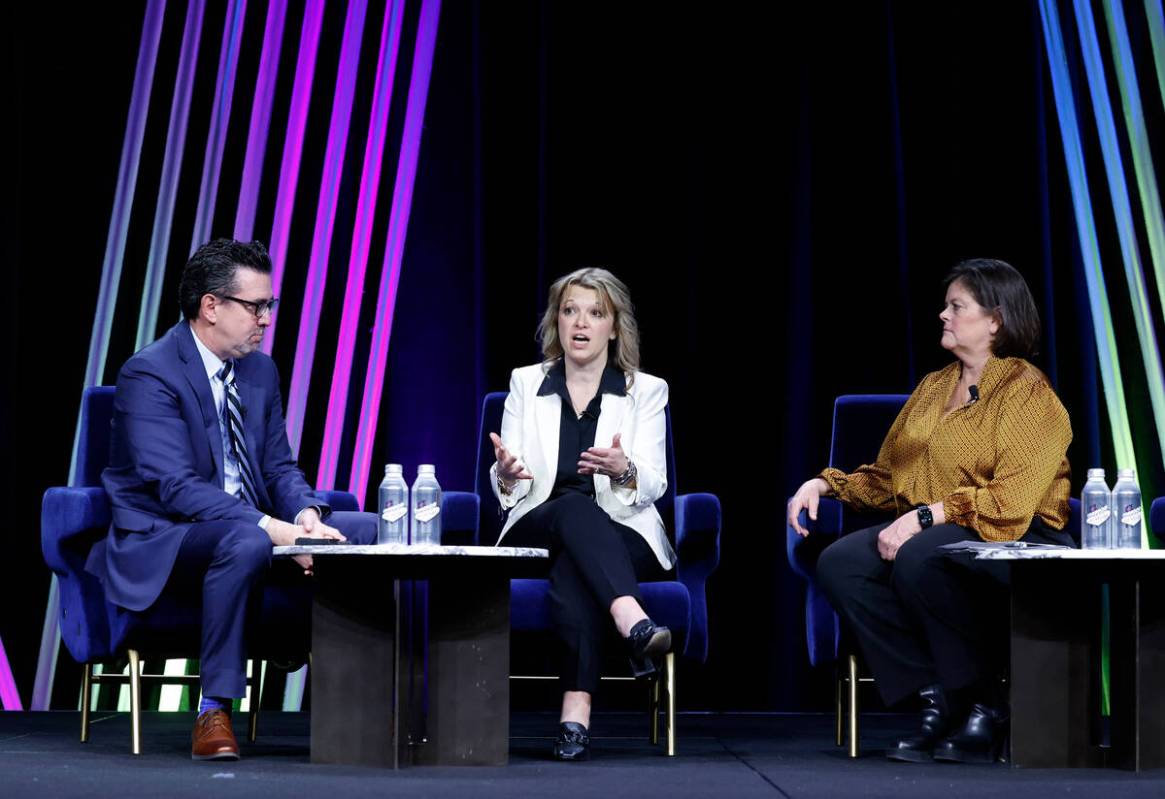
[{"x1": 489, "y1": 268, "x2": 677, "y2": 761}]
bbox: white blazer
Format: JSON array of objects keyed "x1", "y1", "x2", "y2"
[{"x1": 490, "y1": 363, "x2": 678, "y2": 571}]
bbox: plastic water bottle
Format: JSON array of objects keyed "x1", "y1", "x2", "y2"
[
  {"x1": 377, "y1": 464, "x2": 409, "y2": 544},
  {"x1": 410, "y1": 465, "x2": 443, "y2": 545},
  {"x1": 1112, "y1": 468, "x2": 1143, "y2": 550},
  {"x1": 1080, "y1": 468, "x2": 1112, "y2": 550}
]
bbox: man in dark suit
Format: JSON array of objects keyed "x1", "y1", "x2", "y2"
[{"x1": 92, "y1": 239, "x2": 377, "y2": 760}]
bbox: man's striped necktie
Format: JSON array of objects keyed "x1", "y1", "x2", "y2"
[{"x1": 218, "y1": 361, "x2": 259, "y2": 507}]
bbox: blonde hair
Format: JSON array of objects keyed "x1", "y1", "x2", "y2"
[{"x1": 538, "y1": 267, "x2": 640, "y2": 382}]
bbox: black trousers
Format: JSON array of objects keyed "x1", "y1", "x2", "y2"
[
  {"x1": 504, "y1": 492, "x2": 667, "y2": 694},
  {"x1": 815, "y1": 518, "x2": 1072, "y2": 707}
]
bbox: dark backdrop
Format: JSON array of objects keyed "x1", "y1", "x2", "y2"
[{"x1": 5, "y1": 0, "x2": 1150, "y2": 712}]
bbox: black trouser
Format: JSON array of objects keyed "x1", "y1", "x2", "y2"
[
  {"x1": 504, "y1": 492, "x2": 667, "y2": 694},
  {"x1": 815, "y1": 519, "x2": 1072, "y2": 707}
]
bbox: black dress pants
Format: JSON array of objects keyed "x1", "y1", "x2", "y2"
[
  {"x1": 815, "y1": 518, "x2": 1072, "y2": 706},
  {"x1": 504, "y1": 492, "x2": 667, "y2": 694}
]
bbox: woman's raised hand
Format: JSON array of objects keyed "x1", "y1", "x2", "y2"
[
  {"x1": 490, "y1": 433, "x2": 533, "y2": 483},
  {"x1": 578, "y1": 432, "x2": 629, "y2": 477},
  {"x1": 787, "y1": 477, "x2": 829, "y2": 537}
]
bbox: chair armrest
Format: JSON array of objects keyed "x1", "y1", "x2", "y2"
[
  {"x1": 673, "y1": 492, "x2": 721, "y2": 662},
  {"x1": 1151, "y1": 497, "x2": 1165, "y2": 541},
  {"x1": 41, "y1": 487, "x2": 111, "y2": 575},
  {"x1": 674, "y1": 492, "x2": 720, "y2": 579},
  {"x1": 317, "y1": 489, "x2": 359, "y2": 513},
  {"x1": 785, "y1": 497, "x2": 844, "y2": 582},
  {"x1": 442, "y1": 491, "x2": 480, "y2": 545}
]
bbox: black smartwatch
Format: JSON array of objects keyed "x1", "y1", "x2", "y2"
[{"x1": 915, "y1": 504, "x2": 934, "y2": 530}]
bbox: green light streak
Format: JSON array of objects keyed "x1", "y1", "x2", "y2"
[
  {"x1": 1040, "y1": 0, "x2": 1139, "y2": 476},
  {"x1": 1145, "y1": 0, "x2": 1165, "y2": 109}
]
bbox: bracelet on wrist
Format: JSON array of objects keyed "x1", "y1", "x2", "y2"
[
  {"x1": 497, "y1": 472, "x2": 515, "y2": 496},
  {"x1": 612, "y1": 460, "x2": 638, "y2": 487}
]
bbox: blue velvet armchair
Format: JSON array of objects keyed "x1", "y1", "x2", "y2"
[
  {"x1": 473, "y1": 391, "x2": 721, "y2": 756},
  {"x1": 41, "y1": 386, "x2": 364, "y2": 753},
  {"x1": 787, "y1": 394, "x2": 1082, "y2": 757}
]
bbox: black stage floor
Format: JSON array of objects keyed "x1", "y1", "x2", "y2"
[{"x1": 2, "y1": 711, "x2": 1163, "y2": 798}]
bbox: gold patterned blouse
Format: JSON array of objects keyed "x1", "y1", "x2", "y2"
[{"x1": 819, "y1": 357, "x2": 1072, "y2": 542}]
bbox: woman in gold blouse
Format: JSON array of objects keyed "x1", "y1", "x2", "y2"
[{"x1": 787, "y1": 258, "x2": 1072, "y2": 765}]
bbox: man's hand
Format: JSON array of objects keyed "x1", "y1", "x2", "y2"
[
  {"x1": 298, "y1": 508, "x2": 347, "y2": 542},
  {"x1": 877, "y1": 511, "x2": 923, "y2": 561},
  {"x1": 267, "y1": 514, "x2": 344, "y2": 576}
]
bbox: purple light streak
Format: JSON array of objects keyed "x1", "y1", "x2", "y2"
[
  {"x1": 38, "y1": 0, "x2": 168, "y2": 712},
  {"x1": 233, "y1": 0, "x2": 288, "y2": 240},
  {"x1": 135, "y1": 0, "x2": 206, "y2": 351},
  {"x1": 284, "y1": 0, "x2": 370, "y2": 453},
  {"x1": 188, "y1": 0, "x2": 247, "y2": 253},
  {"x1": 0, "y1": 635, "x2": 21, "y2": 710},
  {"x1": 349, "y1": 0, "x2": 443, "y2": 505},
  {"x1": 262, "y1": 0, "x2": 325, "y2": 349},
  {"x1": 316, "y1": 0, "x2": 406, "y2": 489}
]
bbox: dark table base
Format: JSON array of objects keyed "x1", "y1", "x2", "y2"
[
  {"x1": 1011, "y1": 559, "x2": 1165, "y2": 770},
  {"x1": 309, "y1": 555, "x2": 540, "y2": 767}
]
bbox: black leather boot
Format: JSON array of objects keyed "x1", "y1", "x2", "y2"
[
  {"x1": 933, "y1": 702, "x2": 1009, "y2": 764},
  {"x1": 886, "y1": 684, "x2": 956, "y2": 763}
]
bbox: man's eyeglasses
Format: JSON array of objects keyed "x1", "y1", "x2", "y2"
[{"x1": 220, "y1": 296, "x2": 279, "y2": 319}]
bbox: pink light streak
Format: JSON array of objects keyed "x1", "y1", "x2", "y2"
[
  {"x1": 284, "y1": 0, "x2": 369, "y2": 453},
  {"x1": 349, "y1": 0, "x2": 443, "y2": 505},
  {"x1": 316, "y1": 0, "x2": 406, "y2": 489},
  {"x1": 234, "y1": 0, "x2": 288, "y2": 241},
  {"x1": 262, "y1": 0, "x2": 326, "y2": 352}
]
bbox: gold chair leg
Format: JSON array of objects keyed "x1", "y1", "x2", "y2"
[
  {"x1": 649, "y1": 676, "x2": 661, "y2": 745},
  {"x1": 664, "y1": 652, "x2": 676, "y2": 757},
  {"x1": 835, "y1": 667, "x2": 844, "y2": 746},
  {"x1": 80, "y1": 663, "x2": 93, "y2": 743},
  {"x1": 847, "y1": 654, "x2": 859, "y2": 758},
  {"x1": 248, "y1": 660, "x2": 261, "y2": 743},
  {"x1": 128, "y1": 649, "x2": 142, "y2": 755}
]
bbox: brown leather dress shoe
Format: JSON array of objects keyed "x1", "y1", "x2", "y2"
[{"x1": 192, "y1": 709, "x2": 240, "y2": 761}]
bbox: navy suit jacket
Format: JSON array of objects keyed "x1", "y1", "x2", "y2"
[{"x1": 92, "y1": 322, "x2": 325, "y2": 611}]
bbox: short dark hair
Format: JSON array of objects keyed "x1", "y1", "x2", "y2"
[
  {"x1": 179, "y1": 239, "x2": 273, "y2": 320},
  {"x1": 944, "y1": 258, "x2": 1040, "y2": 359}
]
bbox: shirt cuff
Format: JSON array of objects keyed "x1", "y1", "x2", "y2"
[
  {"x1": 294, "y1": 506, "x2": 323, "y2": 526},
  {"x1": 257, "y1": 514, "x2": 271, "y2": 531},
  {"x1": 942, "y1": 488, "x2": 976, "y2": 531},
  {"x1": 818, "y1": 467, "x2": 846, "y2": 498}
]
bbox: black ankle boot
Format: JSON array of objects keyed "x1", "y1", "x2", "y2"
[
  {"x1": 626, "y1": 619, "x2": 671, "y2": 679},
  {"x1": 933, "y1": 703, "x2": 1009, "y2": 764},
  {"x1": 887, "y1": 684, "x2": 956, "y2": 763},
  {"x1": 554, "y1": 721, "x2": 590, "y2": 761}
]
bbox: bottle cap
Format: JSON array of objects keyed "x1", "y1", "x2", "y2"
[
  {"x1": 1087, "y1": 468, "x2": 1106, "y2": 480},
  {"x1": 1118, "y1": 468, "x2": 1136, "y2": 479},
  {"x1": 418, "y1": 464, "x2": 436, "y2": 475},
  {"x1": 385, "y1": 463, "x2": 403, "y2": 474}
]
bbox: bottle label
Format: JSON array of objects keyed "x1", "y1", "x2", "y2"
[
  {"x1": 1121, "y1": 506, "x2": 1142, "y2": 526},
  {"x1": 415, "y1": 503, "x2": 441, "y2": 523},
  {"x1": 1085, "y1": 506, "x2": 1111, "y2": 526},
  {"x1": 381, "y1": 504, "x2": 408, "y2": 523}
]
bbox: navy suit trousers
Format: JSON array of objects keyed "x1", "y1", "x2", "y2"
[{"x1": 156, "y1": 511, "x2": 377, "y2": 698}]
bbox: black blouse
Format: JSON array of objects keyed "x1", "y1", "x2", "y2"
[{"x1": 537, "y1": 360, "x2": 627, "y2": 499}]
